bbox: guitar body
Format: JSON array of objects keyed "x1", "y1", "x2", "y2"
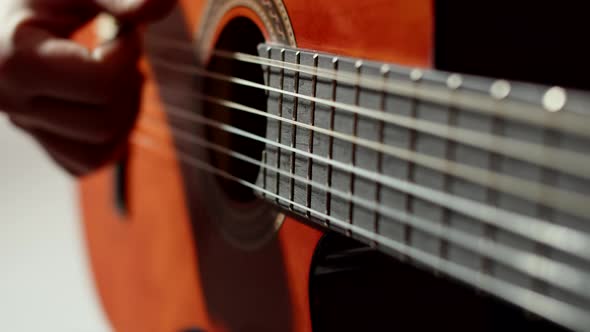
[{"x1": 80, "y1": 1, "x2": 433, "y2": 331}]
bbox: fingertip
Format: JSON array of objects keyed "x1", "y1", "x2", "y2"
[
  {"x1": 38, "y1": 38, "x2": 91, "y2": 61},
  {"x1": 92, "y1": 29, "x2": 142, "y2": 64},
  {"x1": 13, "y1": 25, "x2": 91, "y2": 61}
]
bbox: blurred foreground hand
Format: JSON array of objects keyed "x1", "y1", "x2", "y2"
[{"x1": 0, "y1": 0, "x2": 175, "y2": 175}]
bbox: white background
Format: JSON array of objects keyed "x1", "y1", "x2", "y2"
[{"x1": 0, "y1": 116, "x2": 111, "y2": 331}]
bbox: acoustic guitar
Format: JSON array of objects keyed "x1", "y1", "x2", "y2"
[{"x1": 79, "y1": 1, "x2": 590, "y2": 331}]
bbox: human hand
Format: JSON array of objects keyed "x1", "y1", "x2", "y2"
[{"x1": 0, "y1": 0, "x2": 176, "y2": 176}]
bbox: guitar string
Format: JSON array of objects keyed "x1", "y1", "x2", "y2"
[
  {"x1": 151, "y1": 91, "x2": 590, "y2": 221},
  {"x1": 130, "y1": 133, "x2": 590, "y2": 332},
  {"x1": 144, "y1": 34, "x2": 590, "y2": 138},
  {"x1": 148, "y1": 56, "x2": 590, "y2": 181},
  {"x1": 138, "y1": 116, "x2": 590, "y2": 299},
  {"x1": 139, "y1": 107, "x2": 590, "y2": 262}
]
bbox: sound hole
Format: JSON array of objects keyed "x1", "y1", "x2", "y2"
[{"x1": 204, "y1": 18, "x2": 267, "y2": 203}]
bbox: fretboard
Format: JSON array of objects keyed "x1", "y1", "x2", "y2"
[{"x1": 255, "y1": 44, "x2": 590, "y2": 331}]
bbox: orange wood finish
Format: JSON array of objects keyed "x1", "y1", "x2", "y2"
[{"x1": 79, "y1": 1, "x2": 433, "y2": 331}]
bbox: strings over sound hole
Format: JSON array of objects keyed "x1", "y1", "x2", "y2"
[{"x1": 203, "y1": 18, "x2": 267, "y2": 203}]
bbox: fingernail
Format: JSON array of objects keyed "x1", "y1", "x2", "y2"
[
  {"x1": 113, "y1": 0, "x2": 145, "y2": 11},
  {"x1": 97, "y1": 0, "x2": 145, "y2": 12}
]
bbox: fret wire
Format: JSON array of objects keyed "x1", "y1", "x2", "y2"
[
  {"x1": 325, "y1": 58, "x2": 339, "y2": 226},
  {"x1": 348, "y1": 61, "x2": 362, "y2": 236},
  {"x1": 156, "y1": 104, "x2": 590, "y2": 261},
  {"x1": 306, "y1": 54, "x2": 319, "y2": 218},
  {"x1": 276, "y1": 49, "x2": 286, "y2": 203},
  {"x1": 534, "y1": 130, "x2": 560, "y2": 295},
  {"x1": 264, "y1": 47, "x2": 271, "y2": 96},
  {"x1": 483, "y1": 106, "x2": 503, "y2": 279},
  {"x1": 149, "y1": 57, "x2": 590, "y2": 180},
  {"x1": 263, "y1": 47, "x2": 271, "y2": 198},
  {"x1": 373, "y1": 66, "x2": 388, "y2": 247},
  {"x1": 132, "y1": 132, "x2": 590, "y2": 332},
  {"x1": 440, "y1": 77, "x2": 461, "y2": 266},
  {"x1": 155, "y1": 85, "x2": 590, "y2": 221},
  {"x1": 288, "y1": 52, "x2": 301, "y2": 210},
  {"x1": 404, "y1": 72, "x2": 420, "y2": 260},
  {"x1": 135, "y1": 125, "x2": 590, "y2": 299}
]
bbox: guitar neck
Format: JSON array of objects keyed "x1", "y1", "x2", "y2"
[{"x1": 253, "y1": 44, "x2": 590, "y2": 329}]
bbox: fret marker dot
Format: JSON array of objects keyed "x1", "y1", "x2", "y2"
[
  {"x1": 543, "y1": 87, "x2": 567, "y2": 112},
  {"x1": 355, "y1": 60, "x2": 363, "y2": 69},
  {"x1": 447, "y1": 74, "x2": 463, "y2": 90},
  {"x1": 380, "y1": 64, "x2": 390, "y2": 75},
  {"x1": 410, "y1": 69, "x2": 423, "y2": 81},
  {"x1": 490, "y1": 80, "x2": 511, "y2": 100}
]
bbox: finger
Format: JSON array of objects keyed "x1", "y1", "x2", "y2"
[
  {"x1": 11, "y1": 67, "x2": 142, "y2": 144},
  {"x1": 6, "y1": 25, "x2": 141, "y2": 104},
  {"x1": 0, "y1": 89, "x2": 19, "y2": 113},
  {"x1": 20, "y1": 2, "x2": 99, "y2": 36},
  {"x1": 11, "y1": 99, "x2": 107, "y2": 143},
  {"x1": 23, "y1": 127, "x2": 129, "y2": 176},
  {"x1": 42, "y1": 142, "x2": 88, "y2": 176}
]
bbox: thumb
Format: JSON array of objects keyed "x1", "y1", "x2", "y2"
[{"x1": 93, "y1": 0, "x2": 177, "y2": 23}]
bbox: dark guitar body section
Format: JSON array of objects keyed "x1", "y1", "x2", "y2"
[
  {"x1": 435, "y1": 2, "x2": 590, "y2": 91},
  {"x1": 309, "y1": 233, "x2": 567, "y2": 332}
]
